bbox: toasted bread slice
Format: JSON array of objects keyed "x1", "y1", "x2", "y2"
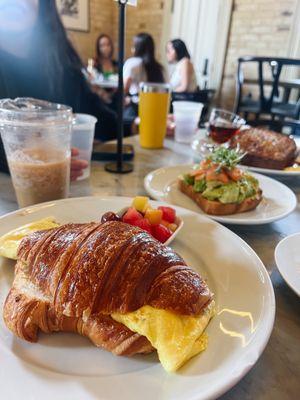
[{"x1": 178, "y1": 179, "x2": 262, "y2": 216}]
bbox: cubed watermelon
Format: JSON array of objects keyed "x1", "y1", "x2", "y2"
[
  {"x1": 152, "y1": 224, "x2": 172, "y2": 243},
  {"x1": 134, "y1": 218, "x2": 152, "y2": 234},
  {"x1": 122, "y1": 207, "x2": 143, "y2": 224},
  {"x1": 157, "y1": 206, "x2": 176, "y2": 223}
]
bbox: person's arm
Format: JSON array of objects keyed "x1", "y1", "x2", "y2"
[
  {"x1": 175, "y1": 59, "x2": 190, "y2": 92},
  {"x1": 124, "y1": 76, "x2": 132, "y2": 95},
  {"x1": 123, "y1": 58, "x2": 134, "y2": 95},
  {"x1": 66, "y1": 68, "x2": 118, "y2": 141}
]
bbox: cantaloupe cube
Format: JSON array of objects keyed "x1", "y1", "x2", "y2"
[{"x1": 145, "y1": 209, "x2": 163, "y2": 225}]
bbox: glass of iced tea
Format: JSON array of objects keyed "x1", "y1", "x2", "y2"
[
  {"x1": 0, "y1": 98, "x2": 73, "y2": 208},
  {"x1": 208, "y1": 109, "x2": 246, "y2": 144}
]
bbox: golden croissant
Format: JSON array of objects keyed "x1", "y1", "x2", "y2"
[{"x1": 3, "y1": 221, "x2": 214, "y2": 372}]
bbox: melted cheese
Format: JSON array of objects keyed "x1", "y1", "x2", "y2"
[
  {"x1": 112, "y1": 301, "x2": 215, "y2": 372},
  {"x1": 0, "y1": 217, "x2": 59, "y2": 260}
]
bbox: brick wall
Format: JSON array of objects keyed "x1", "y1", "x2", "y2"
[
  {"x1": 220, "y1": 0, "x2": 297, "y2": 109},
  {"x1": 112, "y1": 0, "x2": 166, "y2": 60},
  {"x1": 66, "y1": 0, "x2": 114, "y2": 64},
  {"x1": 65, "y1": 0, "x2": 297, "y2": 109},
  {"x1": 65, "y1": 0, "x2": 166, "y2": 66}
]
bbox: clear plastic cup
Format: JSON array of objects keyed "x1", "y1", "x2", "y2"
[
  {"x1": 71, "y1": 114, "x2": 97, "y2": 180},
  {"x1": 0, "y1": 98, "x2": 73, "y2": 208},
  {"x1": 173, "y1": 101, "x2": 204, "y2": 143}
]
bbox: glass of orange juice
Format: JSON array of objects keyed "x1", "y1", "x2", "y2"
[{"x1": 139, "y1": 82, "x2": 171, "y2": 149}]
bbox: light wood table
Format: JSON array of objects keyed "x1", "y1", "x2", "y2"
[{"x1": 0, "y1": 135, "x2": 299, "y2": 399}]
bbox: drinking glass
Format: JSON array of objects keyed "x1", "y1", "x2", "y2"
[
  {"x1": 71, "y1": 114, "x2": 97, "y2": 180},
  {"x1": 139, "y1": 83, "x2": 171, "y2": 149},
  {"x1": 173, "y1": 101, "x2": 203, "y2": 143},
  {"x1": 208, "y1": 109, "x2": 246, "y2": 144},
  {"x1": 0, "y1": 98, "x2": 72, "y2": 208}
]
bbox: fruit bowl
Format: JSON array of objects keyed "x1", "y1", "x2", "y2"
[{"x1": 116, "y1": 207, "x2": 184, "y2": 246}]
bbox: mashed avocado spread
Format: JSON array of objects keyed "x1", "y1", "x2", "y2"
[{"x1": 183, "y1": 173, "x2": 259, "y2": 204}]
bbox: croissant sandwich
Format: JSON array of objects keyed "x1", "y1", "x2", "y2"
[{"x1": 1, "y1": 219, "x2": 214, "y2": 372}]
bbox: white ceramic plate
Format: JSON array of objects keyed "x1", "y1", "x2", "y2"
[
  {"x1": 0, "y1": 196, "x2": 275, "y2": 400},
  {"x1": 144, "y1": 165, "x2": 297, "y2": 225},
  {"x1": 244, "y1": 136, "x2": 300, "y2": 176},
  {"x1": 275, "y1": 233, "x2": 300, "y2": 296},
  {"x1": 245, "y1": 165, "x2": 300, "y2": 176}
]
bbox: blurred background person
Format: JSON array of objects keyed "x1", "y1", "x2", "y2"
[
  {"x1": 89, "y1": 33, "x2": 118, "y2": 106},
  {"x1": 124, "y1": 32, "x2": 165, "y2": 96},
  {"x1": 0, "y1": 0, "x2": 122, "y2": 173},
  {"x1": 123, "y1": 32, "x2": 165, "y2": 119},
  {"x1": 94, "y1": 33, "x2": 118, "y2": 78},
  {"x1": 166, "y1": 38, "x2": 198, "y2": 93}
]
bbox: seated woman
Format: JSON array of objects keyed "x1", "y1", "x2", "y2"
[
  {"x1": 91, "y1": 33, "x2": 118, "y2": 105},
  {"x1": 94, "y1": 34, "x2": 118, "y2": 77},
  {"x1": 124, "y1": 32, "x2": 165, "y2": 97},
  {"x1": 166, "y1": 39, "x2": 198, "y2": 93},
  {"x1": 0, "y1": 1, "x2": 123, "y2": 174}
]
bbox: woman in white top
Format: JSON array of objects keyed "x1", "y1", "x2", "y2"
[
  {"x1": 124, "y1": 33, "x2": 164, "y2": 96},
  {"x1": 166, "y1": 39, "x2": 198, "y2": 92}
]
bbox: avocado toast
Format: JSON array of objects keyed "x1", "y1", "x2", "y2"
[{"x1": 178, "y1": 147, "x2": 262, "y2": 216}]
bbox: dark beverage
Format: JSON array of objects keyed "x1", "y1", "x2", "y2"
[{"x1": 209, "y1": 122, "x2": 240, "y2": 144}]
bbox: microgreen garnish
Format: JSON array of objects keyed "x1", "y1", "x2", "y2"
[{"x1": 207, "y1": 147, "x2": 246, "y2": 171}]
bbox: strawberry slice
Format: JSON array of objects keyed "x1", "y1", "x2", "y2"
[
  {"x1": 152, "y1": 224, "x2": 172, "y2": 243},
  {"x1": 158, "y1": 206, "x2": 176, "y2": 224}
]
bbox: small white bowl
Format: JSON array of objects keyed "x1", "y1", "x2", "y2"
[{"x1": 117, "y1": 207, "x2": 184, "y2": 246}]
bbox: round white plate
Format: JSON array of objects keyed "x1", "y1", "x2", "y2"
[
  {"x1": 275, "y1": 233, "x2": 300, "y2": 296},
  {"x1": 245, "y1": 165, "x2": 300, "y2": 176},
  {"x1": 144, "y1": 165, "x2": 297, "y2": 225},
  {"x1": 0, "y1": 197, "x2": 275, "y2": 400}
]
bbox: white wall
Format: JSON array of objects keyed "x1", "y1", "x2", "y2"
[{"x1": 164, "y1": 0, "x2": 233, "y2": 92}]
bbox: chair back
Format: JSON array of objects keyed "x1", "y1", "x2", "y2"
[{"x1": 235, "y1": 56, "x2": 300, "y2": 114}]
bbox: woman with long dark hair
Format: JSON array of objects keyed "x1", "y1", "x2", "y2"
[
  {"x1": 94, "y1": 33, "x2": 118, "y2": 76},
  {"x1": 0, "y1": 0, "x2": 119, "y2": 173},
  {"x1": 124, "y1": 32, "x2": 164, "y2": 96},
  {"x1": 166, "y1": 39, "x2": 198, "y2": 92}
]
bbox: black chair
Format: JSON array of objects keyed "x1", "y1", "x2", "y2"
[
  {"x1": 234, "y1": 56, "x2": 300, "y2": 122},
  {"x1": 171, "y1": 89, "x2": 215, "y2": 126}
]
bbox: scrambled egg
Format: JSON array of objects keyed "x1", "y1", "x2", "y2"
[
  {"x1": 112, "y1": 301, "x2": 215, "y2": 372},
  {"x1": 0, "y1": 217, "x2": 59, "y2": 260}
]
